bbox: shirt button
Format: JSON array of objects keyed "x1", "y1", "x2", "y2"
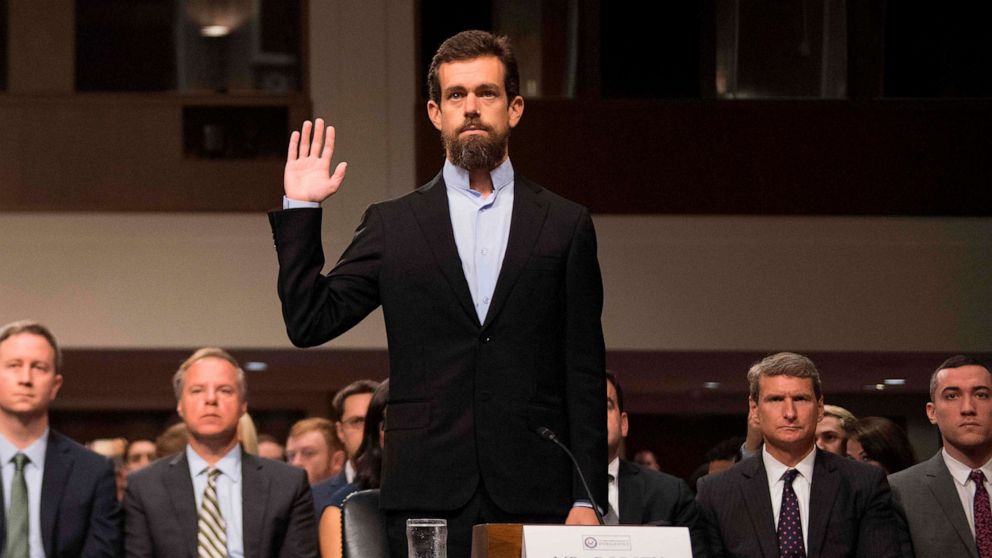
[
  {"x1": 483, "y1": 297, "x2": 490, "y2": 304},
  {"x1": 481, "y1": 248, "x2": 489, "y2": 255}
]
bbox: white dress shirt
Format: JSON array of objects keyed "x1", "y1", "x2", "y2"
[
  {"x1": 763, "y1": 445, "x2": 816, "y2": 553},
  {"x1": 605, "y1": 457, "x2": 620, "y2": 524},
  {"x1": 187, "y1": 444, "x2": 245, "y2": 558},
  {"x1": 941, "y1": 448, "x2": 992, "y2": 536},
  {"x1": 0, "y1": 430, "x2": 49, "y2": 558}
]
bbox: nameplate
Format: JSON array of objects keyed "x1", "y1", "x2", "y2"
[{"x1": 521, "y1": 525, "x2": 692, "y2": 558}]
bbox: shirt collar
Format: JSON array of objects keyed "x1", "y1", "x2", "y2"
[
  {"x1": 0, "y1": 429, "x2": 49, "y2": 472},
  {"x1": 442, "y1": 158, "x2": 514, "y2": 196},
  {"x1": 186, "y1": 443, "x2": 242, "y2": 483},
  {"x1": 763, "y1": 444, "x2": 816, "y2": 485},
  {"x1": 608, "y1": 457, "x2": 620, "y2": 481},
  {"x1": 943, "y1": 447, "x2": 992, "y2": 487}
]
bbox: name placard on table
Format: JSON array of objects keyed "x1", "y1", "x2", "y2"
[{"x1": 521, "y1": 525, "x2": 692, "y2": 558}]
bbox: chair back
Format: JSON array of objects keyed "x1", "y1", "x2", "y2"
[{"x1": 342, "y1": 489, "x2": 389, "y2": 558}]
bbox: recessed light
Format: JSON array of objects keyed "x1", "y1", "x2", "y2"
[
  {"x1": 703, "y1": 381, "x2": 720, "y2": 390},
  {"x1": 883, "y1": 378, "x2": 906, "y2": 386},
  {"x1": 244, "y1": 361, "x2": 268, "y2": 372}
]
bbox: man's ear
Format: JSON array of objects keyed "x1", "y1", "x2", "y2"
[
  {"x1": 427, "y1": 100, "x2": 443, "y2": 131},
  {"x1": 508, "y1": 95, "x2": 524, "y2": 128}
]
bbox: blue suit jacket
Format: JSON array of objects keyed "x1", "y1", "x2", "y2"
[{"x1": 0, "y1": 430, "x2": 122, "y2": 557}]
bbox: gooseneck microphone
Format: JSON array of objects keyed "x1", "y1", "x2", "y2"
[{"x1": 536, "y1": 426, "x2": 605, "y2": 525}]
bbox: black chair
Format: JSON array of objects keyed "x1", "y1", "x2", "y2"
[{"x1": 341, "y1": 489, "x2": 389, "y2": 558}]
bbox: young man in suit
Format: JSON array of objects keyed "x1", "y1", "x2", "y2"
[
  {"x1": 0, "y1": 320, "x2": 122, "y2": 558},
  {"x1": 123, "y1": 348, "x2": 316, "y2": 557},
  {"x1": 890, "y1": 355, "x2": 992, "y2": 558},
  {"x1": 605, "y1": 372, "x2": 706, "y2": 555},
  {"x1": 696, "y1": 352, "x2": 909, "y2": 558},
  {"x1": 269, "y1": 30, "x2": 606, "y2": 557}
]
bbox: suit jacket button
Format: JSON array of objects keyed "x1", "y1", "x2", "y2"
[{"x1": 481, "y1": 335, "x2": 493, "y2": 344}]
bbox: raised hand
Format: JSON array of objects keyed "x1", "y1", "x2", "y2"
[{"x1": 284, "y1": 118, "x2": 348, "y2": 203}]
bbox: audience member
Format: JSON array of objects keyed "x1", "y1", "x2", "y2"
[
  {"x1": 123, "y1": 347, "x2": 317, "y2": 557},
  {"x1": 815, "y1": 404, "x2": 856, "y2": 455},
  {"x1": 155, "y1": 422, "x2": 189, "y2": 458},
  {"x1": 696, "y1": 352, "x2": 909, "y2": 558},
  {"x1": 89, "y1": 437, "x2": 129, "y2": 502},
  {"x1": 848, "y1": 416, "x2": 917, "y2": 474},
  {"x1": 258, "y1": 433, "x2": 286, "y2": 461},
  {"x1": 238, "y1": 412, "x2": 260, "y2": 454},
  {"x1": 603, "y1": 373, "x2": 706, "y2": 554},
  {"x1": 287, "y1": 417, "x2": 345, "y2": 486},
  {"x1": 124, "y1": 438, "x2": 157, "y2": 473},
  {"x1": 890, "y1": 355, "x2": 992, "y2": 558},
  {"x1": 705, "y1": 437, "x2": 746, "y2": 476},
  {"x1": 311, "y1": 379, "x2": 379, "y2": 515},
  {"x1": 0, "y1": 319, "x2": 122, "y2": 556},
  {"x1": 633, "y1": 449, "x2": 661, "y2": 471},
  {"x1": 319, "y1": 380, "x2": 389, "y2": 558}
]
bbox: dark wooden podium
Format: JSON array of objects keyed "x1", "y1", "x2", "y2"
[{"x1": 471, "y1": 524, "x2": 523, "y2": 558}]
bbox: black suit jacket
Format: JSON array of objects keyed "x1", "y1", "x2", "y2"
[
  {"x1": 889, "y1": 451, "x2": 977, "y2": 558},
  {"x1": 696, "y1": 449, "x2": 911, "y2": 558},
  {"x1": 0, "y1": 430, "x2": 122, "y2": 557},
  {"x1": 618, "y1": 459, "x2": 708, "y2": 557},
  {"x1": 123, "y1": 451, "x2": 317, "y2": 558},
  {"x1": 268, "y1": 172, "x2": 607, "y2": 515}
]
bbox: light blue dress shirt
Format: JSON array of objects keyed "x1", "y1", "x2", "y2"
[
  {"x1": 442, "y1": 158, "x2": 514, "y2": 324},
  {"x1": 0, "y1": 430, "x2": 48, "y2": 558},
  {"x1": 186, "y1": 444, "x2": 244, "y2": 558}
]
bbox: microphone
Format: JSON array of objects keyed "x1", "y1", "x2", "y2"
[{"x1": 536, "y1": 426, "x2": 605, "y2": 525}]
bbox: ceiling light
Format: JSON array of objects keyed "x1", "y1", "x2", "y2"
[
  {"x1": 244, "y1": 361, "x2": 268, "y2": 372},
  {"x1": 703, "y1": 381, "x2": 720, "y2": 390},
  {"x1": 883, "y1": 378, "x2": 906, "y2": 386}
]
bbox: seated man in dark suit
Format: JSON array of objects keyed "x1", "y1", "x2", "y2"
[
  {"x1": 124, "y1": 347, "x2": 317, "y2": 557},
  {"x1": 0, "y1": 320, "x2": 122, "y2": 557},
  {"x1": 890, "y1": 355, "x2": 992, "y2": 558},
  {"x1": 605, "y1": 372, "x2": 707, "y2": 556},
  {"x1": 696, "y1": 352, "x2": 910, "y2": 558}
]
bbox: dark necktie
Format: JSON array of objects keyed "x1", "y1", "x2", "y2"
[
  {"x1": 604, "y1": 473, "x2": 619, "y2": 525},
  {"x1": 971, "y1": 470, "x2": 992, "y2": 558},
  {"x1": 777, "y1": 468, "x2": 806, "y2": 558},
  {"x1": 5, "y1": 453, "x2": 30, "y2": 558}
]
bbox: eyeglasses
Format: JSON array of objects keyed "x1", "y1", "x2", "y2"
[{"x1": 340, "y1": 416, "x2": 365, "y2": 430}]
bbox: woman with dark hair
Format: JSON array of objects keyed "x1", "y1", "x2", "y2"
[
  {"x1": 319, "y1": 379, "x2": 388, "y2": 558},
  {"x1": 847, "y1": 416, "x2": 917, "y2": 474}
]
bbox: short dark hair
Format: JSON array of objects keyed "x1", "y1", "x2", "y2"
[
  {"x1": 852, "y1": 416, "x2": 917, "y2": 474},
  {"x1": 331, "y1": 379, "x2": 381, "y2": 421},
  {"x1": 0, "y1": 320, "x2": 62, "y2": 372},
  {"x1": 930, "y1": 355, "x2": 991, "y2": 401},
  {"x1": 606, "y1": 370, "x2": 624, "y2": 413},
  {"x1": 747, "y1": 352, "x2": 822, "y2": 401},
  {"x1": 427, "y1": 30, "x2": 520, "y2": 104}
]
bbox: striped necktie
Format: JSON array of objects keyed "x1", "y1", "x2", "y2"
[
  {"x1": 4, "y1": 453, "x2": 30, "y2": 558},
  {"x1": 197, "y1": 467, "x2": 228, "y2": 558}
]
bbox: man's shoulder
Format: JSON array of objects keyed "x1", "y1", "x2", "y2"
[
  {"x1": 128, "y1": 452, "x2": 181, "y2": 487},
  {"x1": 48, "y1": 430, "x2": 114, "y2": 471},
  {"x1": 620, "y1": 460, "x2": 689, "y2": 491},
  {"x1": 889, "y1": 452, "x2": 941, "y2": 487},
  {"x1": 247, "y1": 453, "x2": 309, "y2": 486}
]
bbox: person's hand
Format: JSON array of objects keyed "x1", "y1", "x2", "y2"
[
  {"x1": 564, "y1": 506, "x2": 600, "y2": 525},
  {"x1": 284, "y1": 118, "x2": 348, "y2": 203}
]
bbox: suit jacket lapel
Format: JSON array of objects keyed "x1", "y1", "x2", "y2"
[
  {"x1": 807, "y1": 450, "x2": 839, "y2": 557},
  {"x1": 617, "y1": 460, "x2": 642, "y2": 524},
  {"x1": 482, "y1": 176, "x2": 549, "y2": 330},
  {"x1": 241, "y1": 453, "x2": 268, "y2": 558},
  {"x1": 40, "y1": 431, "x2": 73, "y2": 558},
  {"x1": 925, "y1": 453, "x2": 980, "y2": 558},
  {"x1": 164, "y1": 452, "x2": 198, "y2": 558},
  {"x1": 739, "y1": 457, "x2": 778, "y2": 558},
  {"x1": 410, "y1": 173, "x2": 480, "y2": 326}
]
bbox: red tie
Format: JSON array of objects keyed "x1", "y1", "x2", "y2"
[{"x1": 972, "y1": 470, "x2": 992, "y2": 558}]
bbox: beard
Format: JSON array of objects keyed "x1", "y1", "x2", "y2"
[{"x1": 442, "y1": 119, "x2": 510, "y2": 172}]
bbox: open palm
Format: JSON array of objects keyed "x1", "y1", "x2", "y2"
[{"x1": 284, "y1": 118, "x2": 348, "y2": 203}]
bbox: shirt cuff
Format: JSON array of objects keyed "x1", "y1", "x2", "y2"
[
  {"x1": 283, "y1": 196, "x2": 321, "y2": 209},
  {"x1": 572, "y1": 500, "x2": 605, "y2": 515}
]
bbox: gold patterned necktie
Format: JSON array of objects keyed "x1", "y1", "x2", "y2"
[{"x1": 197, "y1": 467, "x2": 228, "y2": 558}]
